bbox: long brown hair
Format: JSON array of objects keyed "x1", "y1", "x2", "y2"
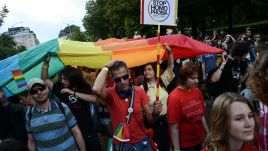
[
  {"x1": 143, "y1": 62, "x2": 165, "y2": 92},
  {"x1": 247, "y1": 48, "x2": 268, "y2": 103},
  {"x1": 203, "y1": 92, "x2": 259, "y2": 151}
]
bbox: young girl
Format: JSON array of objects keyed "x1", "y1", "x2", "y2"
[{"x1": 202, "y1": 92, "x2": 259, "y2": 151}]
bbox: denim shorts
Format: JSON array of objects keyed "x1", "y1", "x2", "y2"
[{"x1": 114, "y1": 137, "x2": 152, "y2": 151}]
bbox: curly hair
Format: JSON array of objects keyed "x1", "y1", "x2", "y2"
[
  {"x1": 203, "y1": 92, "x2": 259, "y2": 151},
  {"x1": 247, "y1": 49, "x2": 268, "y2": 103},
  {"x1": 60, "y1": 65, "x2": 90, "y2": 90}
]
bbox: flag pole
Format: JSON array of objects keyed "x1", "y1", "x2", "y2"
[{"x1": 156, "y1": 25, "x2": 161, "y2": 102}]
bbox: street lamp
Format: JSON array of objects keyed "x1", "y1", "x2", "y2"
[{"x1": 11, "y1": 21, "x2": 23, "y2": 35}]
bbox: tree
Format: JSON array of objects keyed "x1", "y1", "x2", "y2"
[
  {"x1": 83, "y1": 0, "x2": 110, "y2": 41},
  {"x1": 70, "y1": 25, "x2": 86, "y2": 41},
  {"x1": 0, "y1": 5, "x2": 9, "y2": 27},
  {"x1": 83, "y1": 0, "x2": 268, "y2": 40},
  {"x1": 83, "y1": 0, "x2": 157, "y2": 41},
  {"x1": 0, "y1": 34, "x2": 17, "y2": 60},
  {"x1": 0, "y1": 5, "x2": 26, "y2": 60}
]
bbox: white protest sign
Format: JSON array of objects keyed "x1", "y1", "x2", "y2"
[{"x1": 140, "y1": 0, "x2": 178, "y2": 26}]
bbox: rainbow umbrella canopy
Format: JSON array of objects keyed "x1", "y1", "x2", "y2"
[{"x1": 0, "y1": 34, "x2": 223, "y2": 97}]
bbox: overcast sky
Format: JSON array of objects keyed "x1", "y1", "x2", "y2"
[{"x1": 0, "y1": 0, "x2": 88, "y2": 43}]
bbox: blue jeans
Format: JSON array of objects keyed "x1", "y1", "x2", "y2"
[{"x1": 114, "y1": 137, "x2": 152, "y2": 151}]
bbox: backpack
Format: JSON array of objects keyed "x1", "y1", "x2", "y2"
[{"x1": 27, "y1": 101, "x2": 78, "y2": 146}]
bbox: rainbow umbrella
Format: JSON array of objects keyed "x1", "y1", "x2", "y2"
[{"x1": 0, "y1": 34, "x2": 223, "y2": 97}]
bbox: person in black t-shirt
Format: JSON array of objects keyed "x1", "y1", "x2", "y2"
[
  {"x1": 41, "y1": 56, "x2": 102, "y2": 151},
  {"x1": 0, "y1": 88, "x2": 28, "y2": 144},
  {"x1": 210, "y1": 42, "x2": 250, "y2": 98}
]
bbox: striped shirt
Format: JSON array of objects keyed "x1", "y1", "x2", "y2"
[
  {"x1": 26, "y1": 101, "x2": 78, "y2": 151},
  {"x1": 259, "y1": 101, "x2": 268, "y2": 151}
]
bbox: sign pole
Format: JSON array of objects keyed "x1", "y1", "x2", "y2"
[{"x1": 156, "y1": 25, "x2": 160, "y2": 102}]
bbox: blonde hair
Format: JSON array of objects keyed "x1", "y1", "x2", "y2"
[{"x1": 203, "y1": 92, "x2": 259, "y2": 151}]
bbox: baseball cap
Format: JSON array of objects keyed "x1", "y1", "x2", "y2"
[{"x1": 27, "y1": 78, "x2": 46, "y2": 92}]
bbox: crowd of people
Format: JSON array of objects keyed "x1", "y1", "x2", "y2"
[{"x1": 0, "y1": 27, "x2": 268, "y2": 151}]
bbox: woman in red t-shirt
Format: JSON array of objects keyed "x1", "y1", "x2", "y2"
[
  {"x1": 202, "y1": 92, "x2": 259, "y2": 151},
  {"x1": 167, "y1": 62, "x2": 209, "y2": 151}
]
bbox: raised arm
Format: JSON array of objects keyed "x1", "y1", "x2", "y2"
[
  {"x1": 163, "y1": 44, "x2": 174, "y2": 74},
  {"x1": 227, "y1": 34, "x2": 236, "y2": 43},
  {"x1": 41, "y1": 54, "x2": 54, "y2": 90},
  {"x1": 211, "y1": 52, "x2": 227, "y2": 82},
  {"x1": 92, "y1": 61, "x2": 115, "y2": 99}
]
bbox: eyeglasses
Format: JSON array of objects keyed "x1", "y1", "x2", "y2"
[
  {"x1": 113, "y1": 74, "x2": 129, "y2": 83},
  {"x1": 30, "y1": 85, "x2": 46, "y2": 95}
]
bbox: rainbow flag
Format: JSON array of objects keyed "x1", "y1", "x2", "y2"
[
  {"x1": 113, "y1": 123, "x2": 130, "y2": 142},
  {"x1": 11, "y1": 69, "x2": 27, "y2": 88}
]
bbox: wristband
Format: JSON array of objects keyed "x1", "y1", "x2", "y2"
[
  {"x1": 43, "y1": 64, "x2": 48, "y2": 69},
  {"x1": 104, "y1": 64, "x2": 110, "y2": 69},
  {"x1": 102, "y1": 67, "x2": 109, "y2": 72},
  {"x1": 219, "y1": 61, "x2": 226, "y2": 70},
  {"x1": 174, "y1": 149, "x2": 180, "y2": 151}
]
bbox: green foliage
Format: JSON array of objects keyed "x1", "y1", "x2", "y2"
[
  {"x1": 17, "y1": 45, "x2": 26, "y2": 52},
  {"x1": 83, "y1": 0, "x2": 268, "y2": 40},
  {"x1": 83, "y1": 0, "x2": 156, "y2": 41},
  {"x1": 0, "y1": 34, "x2": 16, "y2": 48},
  {"x1": 70, "y1": 25, "x2": 86, "y2": 41},
  {"x1": 83, "y1": 0, "x2": 110, "y2": 41},
  {"x1": 0, "y1": 34, "x2": 18, "y2": 60},
  {"x1": 0, "y1": 5, "x2": 9, "y2": 27},
  {"x1": 0, "y1": 46, "x2": 17, "y2": 60},
  {"x1": 0, "y1": 5, "x2": 27, "y2": 60}
]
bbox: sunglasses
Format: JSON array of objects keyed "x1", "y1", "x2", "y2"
[
  {"x1": 113, "y1": 74, "x2": 129, "y2": 83},
  {"x1": 30, "y1": 85, "x2": 46, "y2": 95}
]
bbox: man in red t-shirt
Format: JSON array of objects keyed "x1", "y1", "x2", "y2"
[{"x1": 93, "y1": 60, "x2": 161, "y2": 151}]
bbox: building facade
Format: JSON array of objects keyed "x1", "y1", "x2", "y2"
[{"x1": 4, "y1": 27, "x2": 39, "y2": 49}]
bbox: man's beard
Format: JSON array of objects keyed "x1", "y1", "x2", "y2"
[{"x1": 37, "y1": 97, "x2": 48, "y2": 105}]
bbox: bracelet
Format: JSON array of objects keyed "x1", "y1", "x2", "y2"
[
  {"x1": 43, "y1": 64, "x2": 48, "y2": 69},
  {"x1": 219, "y1": 61, "x2": 226, "y2": 70},
  {"x1": 104, "y1": 64, "x2": 110, "y2": 69},
  {"x1": 102, "y1": 67, "x2": 109, "y2": 72}
]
